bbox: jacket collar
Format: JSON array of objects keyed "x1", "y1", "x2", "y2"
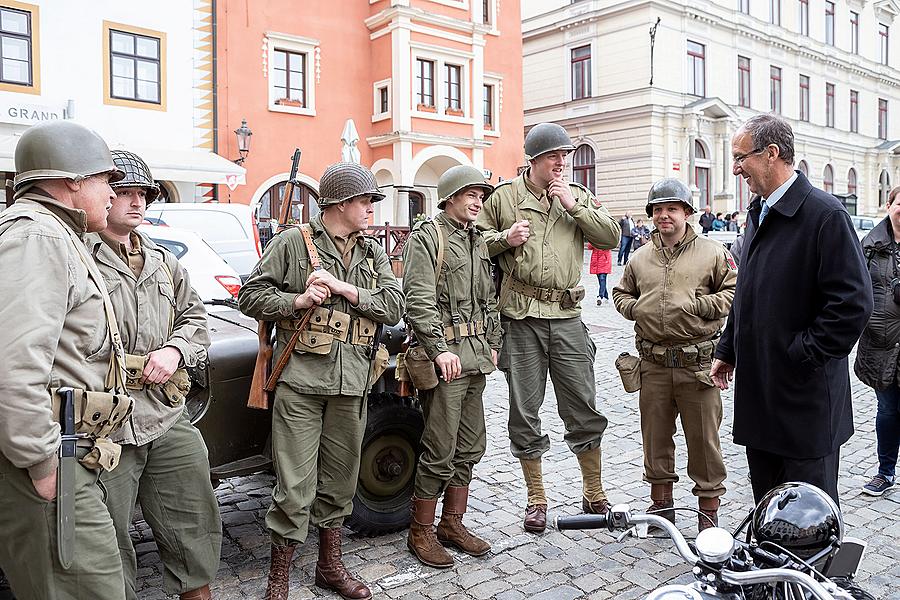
[
  {"x1": 17, "y1": 191, "x2": 89, "y2": 234},
  {"x1": 651, "y1": 224, "x2": 697, "y2": 251},
  {"x1": 309, "y1": 213, "x2": 369, "y2": 271},
  {"x1": 87, "y1": 229, "x2": 164, "y2": 284},
  {"x1": 862, "y1": 216, "x2": 894, "y2": 251},
  {"x1": 749, "y1": 170, "x2": 809, "y2": 220}
]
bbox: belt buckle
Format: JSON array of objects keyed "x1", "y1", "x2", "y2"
[
  {"x1": 466, "y1": 321, "x2": 476, "y2": 336},
  {"x1": 538, "y1": 288, "x2": 552, "y2": 302},
  {"x1": 666, "y1": 348, "x2": 681, "y2": 369}
]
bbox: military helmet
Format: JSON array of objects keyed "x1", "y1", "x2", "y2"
[
  {"x1": 645, "y1": 178, "x2": 696, "y2": 217},
  {"x1": 437, "y1": 165, "x2": 494, "y2": 209},
  {"x1": 110, "y1": 150, "x2": 160, "y2": 204},
  {"x1": 752, "y1": 482, "x2": 844, "y2": 561},
  {"x1": 13, "y1": 120, "x2": 124, "y2": 192},
  {"x1": 317, "y1": 162, "x2": 385, "y2": 208},
  {"x1": 524, "y1": 122, "x2": 575, "y2": 161}
]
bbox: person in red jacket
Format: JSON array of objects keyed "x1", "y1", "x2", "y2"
[{"x1": 589, "y1": 243, "x2": 612, "y2": 306}]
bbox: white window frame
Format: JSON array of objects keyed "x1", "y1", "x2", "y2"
[
  {"x1": 410, "y1": 42, "x2": 473, "y2": 123},
  {"x1": 483, "y1": 73, "x2": 502, "y2": 137},
  {"x1": 687, "y1": 40, "x2": 706, "y2": 97},
  {"x1": 475, "y1": 0, "x2": 498, "y2": 33},
  {"x1": 266, "y1": 32, "x2": 317, "y2": 116},
  {"x1": 372, "y1": 78, "x2": 391, "y2": 123},
  {"x1": 565, "y1": 39, "x2": 594, "y2": 103}
]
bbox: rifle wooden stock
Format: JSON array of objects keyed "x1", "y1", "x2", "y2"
[
  {"x1": 248, "y1": 321, "x2": 273, "y2": 409},
  {"x1": 263, "y1": 307, "x2": 315, "y2": 393}
]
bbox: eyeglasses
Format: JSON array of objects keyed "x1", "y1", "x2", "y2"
[{"x1": 732, "y1": 146, "x2": 767, "y2": 166}]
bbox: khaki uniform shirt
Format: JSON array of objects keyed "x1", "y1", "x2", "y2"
[
  {"x1": 476, "y1": 171, "x2": 621, "y2": 319},
  {"x1": 0, "y1": 193, "x2": 121, "y2": 479},
  {"x1": 85, "y1": 230, "x2": 210, "y2": 446},
  {"x1": 613, "y1": 228, "x2": 737, "y2": 345},
  {"x1": 403, "y1": 213, "x2": 501, "y2": 374},
  {"x1": 238, "y1": 214, "x2": 404, "y2": 396}
]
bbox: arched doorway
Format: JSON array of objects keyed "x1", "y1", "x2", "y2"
[
  {"x1": 823, "y1": 164, "x2": 834, "y2": 194},
  {"x1": 798, "y1": 160, "x2": 809, "y2": 177},
  {"x1": 880, "y1": 170, "x2": 891, "y2": 207},
  {"x1": 694, "y1": 139, "x2": 711, "y2": 208},
  {"x1": 847, "y1": 168, "x2": 857, "y2": 196},
  {"x1": 257, "y1": 180, "x2": 319, "y2": 246}
]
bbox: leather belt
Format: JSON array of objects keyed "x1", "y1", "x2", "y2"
[{"x1": 508, "y1": 277, "x2": 566, "y2": 303}]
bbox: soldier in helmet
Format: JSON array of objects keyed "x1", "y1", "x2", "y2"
[
  {"x1": 239, "y1": 162, "x2": 404, "y2": 600},
  {"x1": 476, "y1": 122, "x2": 620, "y2": 533},
  {"x1": 83, "y1": 150, "x2": 221, "y2": 600},
  {"x1": 612, "y1": 178, "x2": 736, "y2": 532},
  {"x1": 402, "y1": 165, "x2": 501, "y2": 568},
  {"x1": 0, "y1": 121, "x2": 130, "y2": 598}
]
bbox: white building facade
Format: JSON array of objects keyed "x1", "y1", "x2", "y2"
[
  {"x1": 0, "y1": 0, "x2": 243, "y2": 208},
  {"x1": 523, "y1": 0, "x2": 900, "y2": 217}
]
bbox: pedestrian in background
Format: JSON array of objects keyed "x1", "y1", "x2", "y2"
[
  {"x1": 728, "y1": 212, "x2": 740, "y2": 232},
  {"x1": 712, "y1": 212, "x2": 725, "y2": 231},
  {"x1": 855, "y1": 185, "x2": 900, "y2": 497},
  {"x1": 711, "y1": 113, "x2": 872, "y2": 505},
  {"x1": 618, "y1": 212, "x2": 635, "y2": 264},
  {"x1": 589, "y1": 243, "x2": 612, "y2": 306},
  {"x1": 631, "y1": 218, "x2": 651, "y2": 251},
  {"x1": 699, "y1": 206, "x2": 715, "y2": 233},
  {"x1": 614, "y1": 178, "x2": 736, "y2": 532}
]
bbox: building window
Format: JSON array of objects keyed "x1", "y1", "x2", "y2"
[
  {"x1": 770, "y1": 66, "x2": 782, "y2": 113},
  {"x1": 483, "y1": 84, "x2": 494, "y2": 129},
  {"x1": 738, "y1": 56, "x2": 751, "y2": 108},
  {"x1": 881, "y1": 24, "x2": 890, "y2": 65},
  {"x1": 825, "y1": 1, "x2": 835, "y2": 45},
  {"x1": 848, "y1": 168, "x2": 857, "y2": 196},
  {"x1": 372, "y1": 79, "x2": 391, "y2": 119},
  {"x1": 258, "y1": 180, "x2": 319, "y2": 230},
  {"x1": 798, "y1": 160, "x2": 809, "y2": 176},
  {"x1": 482, "y1": 0, "x2": 491, "y2": 24},
  {"x1": 799, "y1": 0, "x2": 809, "y2": 35},
  {"x1": 850, "y1": 11, "x2": 859, "y2": 54},
  {"x1": 379, "y1": 87, "x2": 389, "y2": 113},
  {"x1": 736, "y1": 175, "x2": 751, "y2": 211},
  {"x1": 825, "y1": 83, "x2": 835, "y2": 128},
  {"x1": 687, "y1": 40, "x2": 705, "y2": 97},
  {"x1": 799, "y1": 74, "x2": 810, "y2": 122},
  {"x1": 770, "y1": 0, "x2": 781, "y2": 25},
  {"x1": 738, "y1": 0, "x2": 749, "y2": 14},
  {"x1": 273, "y1": 49, "x2": 306, "y2": 107},
  {"x1": 571, "y1": 45, "x2": 591, "y2": 100},
  {"x1": 879, "y1": 98, "x2": 889, "y2": 139},
  {"x1": 103, "y1": 22, "x2": 165, "y2": 110},
  {"x1": 880, "y1": 170, "x2": 891, "y2": 206},
  {"x1": 416, "y1": 58, "x2": 435, "y2": 108},
  {"x1": 572, "y1": 145, "x2": 595, "y2": 194},
  {"x1": 0, "y1": 4, "x2": 36, "y2": 90},
  {"x1": 850, "y1": 89, "x2": 859, "y2": 133},
  {"x1": 823, "y1": 164, "x2": 834, "y2": 193},
  {"x1": 445, "y1": 64, "x2": 461, "y2": 112}
]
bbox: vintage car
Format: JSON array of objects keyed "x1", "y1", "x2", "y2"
[{"x1": 193, "y1": 304, "x2": 423, "y2": 536}]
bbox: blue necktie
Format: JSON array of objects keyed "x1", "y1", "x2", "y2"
[{"x1": 758, "y1": 199, "x2": 770, "y2": 226}]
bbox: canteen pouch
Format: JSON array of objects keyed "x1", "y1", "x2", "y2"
[
  {"x1": 294, "y1": 329, "x2": 334, "y2": 355},
  {"x1": 369, "y1": 343, "x2": 390, "y2": 383},
  {"x1": 615, "y1": 352, "x2": 642, "y2": 393},
  {"x1": 160, "y1": 368, "x2": 191, "y2": 407},
  {"x1": 124, "y1": 354, "x2": 147, "y2": 390},
  {"x1": 405, "y1": 345, "x2": 439, "y2": 391},
  {"x1": 560, "y1": 285, "x2": 586, "y2": 309}
]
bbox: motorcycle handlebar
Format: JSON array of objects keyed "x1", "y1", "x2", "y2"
[{"x1": 554, "y1": 513, "x2": 609, "y2": 531}]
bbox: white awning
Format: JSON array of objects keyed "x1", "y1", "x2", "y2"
[{"x1": 0, "y1": 134, "x2": 245, "y2": 186}]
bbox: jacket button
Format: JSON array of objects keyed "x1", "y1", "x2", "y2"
[{"x1": 315, "y1": 316, "x2": 321, "y2": 322}]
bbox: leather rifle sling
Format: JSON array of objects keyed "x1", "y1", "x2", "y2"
[{"x1": 264, "y1": 224, "x2": 323, "y2": 391}]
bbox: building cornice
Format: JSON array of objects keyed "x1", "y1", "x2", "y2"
[
  {"x1": 365, "y1": 5, "x2": 491, "y2": 38},
  {"x1": 366, "y1": 130, "x2": 493, "y2": 149}
]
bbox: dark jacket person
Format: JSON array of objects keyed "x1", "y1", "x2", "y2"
[{"x1": 711, "y1": 114, "x2": 873, "y2": 505}]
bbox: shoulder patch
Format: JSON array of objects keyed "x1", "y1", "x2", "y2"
[
  {"x1": 568, "y1": 181, "x2": 602, "y2": 207},
  {"x1": 725, "y1": 251, "x2": 737, "y2": 271}
]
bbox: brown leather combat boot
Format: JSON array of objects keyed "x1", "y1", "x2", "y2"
[
  {"x1": 648, "y1": 483, "x2": 676, "y2": 527},
  {"x1": 315, "y1": 528, "x2": 372, "y2": 599},
  {"x1": 577, "y1": 448, "x2": 611, "y2": 516},
  {"x1": 263, "y1": 543, "x2": 295, "y2": 600},
  {"x1": 436, "y1": 486, "x2": 490, "y2": 556},
  {"x1": 698, "y1": 497, "x2": 720, "y2": 532},
  {"x1": 180, "y1": 585, "x2": 212, "y2": 600},
  {"x1": 523, "y1": 504, "x2": 547, "y2": 533},
  {"x1": 408, "y1": 496, "x2": 454, "y2": 568},
  {"x1": 520, "y1": 458, "x2": 548, "y2": 533},
  {"x1": 582, "y1": 497, "x2": 611, "y2": 514}
]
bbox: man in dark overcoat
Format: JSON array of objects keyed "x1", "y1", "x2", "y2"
[{"x1": 710, "y1": 114, "x2": 873, "y2": 505}]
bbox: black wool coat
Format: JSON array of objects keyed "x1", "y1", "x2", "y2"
[{"x1": 716, "y1": 171, "x2": 873, "y2": 459}]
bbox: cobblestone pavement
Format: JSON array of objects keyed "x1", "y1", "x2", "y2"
[{"x1": 134, "y1": 264, "x2": 900, "y2": 600}]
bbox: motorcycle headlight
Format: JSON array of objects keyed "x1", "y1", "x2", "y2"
[{"x1": 645, "y1": 585, "x2": 703, "y2": 600}]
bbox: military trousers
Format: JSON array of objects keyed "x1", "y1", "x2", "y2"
[
  {"x1": 267, "y1": 385, "x2": 366, "y2": 546},
  {"x1": 639, "y1": 360, "x2": 726, "y2": 498},
  {"x1": 501, "y1": 316, "x2": 608, "y2": 459},
  {"x1": 0, "y1": 450, "x2": 125, "y2": 600},
  {"x1": 101, "y1": 413, "x2": 222, "y2": 599},
  {"x1": 414, "y1": 373, "x2": 487, "y2": 499}
]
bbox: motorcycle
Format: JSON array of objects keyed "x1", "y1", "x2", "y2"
[{"x1": 555, "y1": 483, "x2": 874, "y2": 600}]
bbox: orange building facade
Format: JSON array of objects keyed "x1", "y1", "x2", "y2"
[{"x1": 215, "y1": 0, "x2": 523, "y2": 227}]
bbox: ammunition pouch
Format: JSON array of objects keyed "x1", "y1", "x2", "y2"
[
  {"x1": 403, "y1": 346, "x2": 439, "y2": 391},
  {"x1": 615, "y1": 352, "x2": 642, "y2": 392},
  {"x1": 51, "y1": 388, "x2": 133, "y2": 471},
  {"x1": 79, "y1": 437, "x2": 122, "y2": 472},
  {"x1": 124, "y1": 353, "x2": 191, "y2": 406},
  {"x1": 279, "y1": 307, "x2": 378, "y2": 353},
  {"x1": 160, "y1": 368, "x2": 191, "y2": 406},
  {"x1": 636, "y1": 338, "x2": 718, "y2": 369},
  {"x1": 370, "y1": 343, "x2": 389, "y2": 384},
  {"x1": 125, "y1": 354, "x2": 146, "y2": 389},
  {"x1": 508, "y1": 277, "x2": 585, "y2": 308},
  {"x1": 442, "y1": 320, "x2": 486, "y2": 343},
  {"x1": 560, "y1": 286, "x2": 586, "y2": 310}
]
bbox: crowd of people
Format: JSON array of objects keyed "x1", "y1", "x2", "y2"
[{"x1": 0, "y1": 112, "x2": 894, "y2": 600}]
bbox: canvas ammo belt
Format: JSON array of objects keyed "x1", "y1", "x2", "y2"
[
  {"x1": 443, "y1": 319, "x2": 486, "y2": 344},
  {"x1": 278, "y1": 307, "x2": 378, "y2": 347},
  {"x1": 507, "y1": 276, "x2": 568, "y2": 303},
  {"x1": 636, "y1": 337, "x2": 718, "y2": 369}
]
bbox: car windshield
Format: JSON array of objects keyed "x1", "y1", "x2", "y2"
[{"x1": 151, "y1": 238, "x2": 188, "y2": 259}]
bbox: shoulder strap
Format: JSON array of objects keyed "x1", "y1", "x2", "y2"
[
  {"x1": 433, "y1": 221, "x2": 446, "y2": 291},
  {"x1": 299, "y1": 224, "x2": 322, "y2": 271},
  {"x1": 34, "y1": 207, "x2": 127, "y2": 394},
  {"x1": 159, "y1": 256, "x2": 176, "y2": 335}
]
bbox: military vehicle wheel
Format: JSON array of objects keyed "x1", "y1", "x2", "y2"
[{"x1": 347, "y1": 393, "x2": 423, "y2": 536}]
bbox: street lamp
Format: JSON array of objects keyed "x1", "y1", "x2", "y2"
[{"x1": 234, "y1": 118, "x2": 252, "y2": 164}]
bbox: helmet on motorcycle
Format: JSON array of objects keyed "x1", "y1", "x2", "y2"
[{"x1": 751, "y1": 482, "x2": 844, "y2": 560}]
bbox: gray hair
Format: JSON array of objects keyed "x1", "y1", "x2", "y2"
[{"x1": 739, "y1": 114, "x2": 795, "y2": 165}]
